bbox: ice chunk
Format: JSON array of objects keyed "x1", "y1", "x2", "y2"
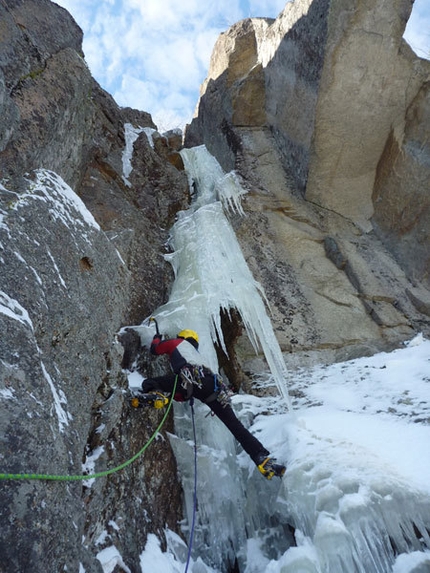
[{"x1": 392, "y1": 551, "x2": 430, "y2": 573}]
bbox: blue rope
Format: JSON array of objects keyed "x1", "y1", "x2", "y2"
[{"x1": 184, "y1": 397, "x2": 198, "y2": 573}]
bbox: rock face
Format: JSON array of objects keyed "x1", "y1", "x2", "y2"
[
  {"x1": 306, "y1": 0, "x2": 425, "y2": 230},
  {"x1": 1, "y1": 1, "x2": 188, "y2": 571},
  {"x1": 2, "y1": 0, "x2": 430, "y2": 571},
  {"x1": 185, "y1": 0, "x2": 430, "y2": 368},
  {"x1": 372, "y1": 81, "x2": 430, "y2": 289}
]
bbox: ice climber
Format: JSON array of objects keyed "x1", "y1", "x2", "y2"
[{"x1": 131, "y1": 328, "x2": 286, "y2": 479}]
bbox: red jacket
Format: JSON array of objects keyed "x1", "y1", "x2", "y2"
[
  {"x1": 151, "y1": 336, "x2": 211, "y2": 374},
  {"x1": 150, "y1": 336, "x2": 212, "y2": 401}
]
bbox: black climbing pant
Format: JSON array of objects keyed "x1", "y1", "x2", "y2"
[{"x1": 142, "y1": 374, "x2": 269, "y2": 465}]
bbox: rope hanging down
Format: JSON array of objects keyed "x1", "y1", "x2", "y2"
[
  {"x1": 0, "y1": 376, "x2": 178, "y2": 482},
  {"x1": 184, "y1": 397, "x2": 198, "y2": 573}
]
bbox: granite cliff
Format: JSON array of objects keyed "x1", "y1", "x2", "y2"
[
  {"x1": 1, "y1": 1, "x2": 187, "y2": 571},
  {"x1": 186, "y1": 0, "x2": 430, "y2": 372},
  {"x1": 1, "y1": 0, "x2": 429, "y2": 571}
]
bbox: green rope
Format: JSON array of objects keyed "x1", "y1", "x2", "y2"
[{"x1": 0, "y1": 378, "x2": 177, "y2": 482}]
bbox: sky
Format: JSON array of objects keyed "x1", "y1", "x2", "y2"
[{"x1": 54, "y1": 0, "x2": 430, "y2": 132}]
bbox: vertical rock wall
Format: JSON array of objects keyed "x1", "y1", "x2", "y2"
[
  {"x1": 1, "y1": 0, "x2": 430, "y2": 569},
  {"x1": 185, "y1": 0, "x2": 430, "y2": 368},
  {"x1": 306, "y1": 0, "x2": 425, "y2": 230},
  {"x1": 372, "y1": 81, "x2": 430, "y2": 289},
  {"x1": 0, "y1": 1, "x2": 189, "y2": 571}
]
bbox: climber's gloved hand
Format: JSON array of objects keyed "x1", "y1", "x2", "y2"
[
  {"x1": 152, "y1": 392, "x2": 169, "y2": 409},
  {"x1": 150, "y1": 333, "x2": 162, "y2": 355}
]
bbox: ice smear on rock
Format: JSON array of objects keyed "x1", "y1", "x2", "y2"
[{"x1": 122, "y1": 123, "x2": 141, "y2": 184}]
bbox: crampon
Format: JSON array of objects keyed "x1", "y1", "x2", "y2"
[{"x1": 257, "y1": 457, "x2": 286, "y2": 480}]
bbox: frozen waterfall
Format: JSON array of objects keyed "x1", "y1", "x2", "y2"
[
  {"x1": 134, "y1": 144, "x2": 292, "y2": 571},
  {"x1": 138, "y1": 144, "x2": 290, "y2": 405},
  {"x1": 131, "y1": 145, "x2": 430, "y2": 573}
]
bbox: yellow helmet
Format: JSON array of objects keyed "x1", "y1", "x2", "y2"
[{"x1": 177, "y1": 329, "x2": 199, "y2": 343}]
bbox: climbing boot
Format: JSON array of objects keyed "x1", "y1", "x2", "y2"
[
  {"x1": 257, "y1": 457, "x2": 286, "y2": 480},
  {"x1": 131, "y1": 391, "x2": 169, "y2": 409}
]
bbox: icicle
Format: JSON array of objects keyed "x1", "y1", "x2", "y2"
[{"x1": 215, "y1": 171, "x2": 248, "y2": 215}]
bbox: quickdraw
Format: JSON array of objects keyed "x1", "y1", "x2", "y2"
[
  {"x1": 180, "y1": 365, "x2": 205, "y2": 390},
  {"x1": 180, "y1": 366, "x2": 232, "y2": 407}
]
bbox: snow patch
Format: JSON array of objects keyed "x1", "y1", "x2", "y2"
[
  {"x1": 47, "y1": 249, "x2": 67, "y2": 289},
  {"x1": 140, "y1": 534, "x2": 184, "y2": 573},
  {"x1": 82, "y1": 446, "x2": 105, "y2": 487},
  {"x1": 40, "y1": 361, "x2": 69, "y2": 433},
  {"x1": 31, "y1": 170, "x2": 99, "y2": 231},
  {"x1": 0, "y1": 387, "x2": 15, "y2": 400},
  {"x1": 126, "y1": 369, "x2": 144, "y2": 389},
  {"x1": 95, "y1": 530, "x2": 110, "y2": 546},
  {"x1": 96, "y1": 546, "x2": 131, "y2": 573},
  {"x1": 108, "y1": 520, "x2": 120, "y2": 531},
  {"x1": 0, "y1": 291, "x2": 33, "y2": 329}
]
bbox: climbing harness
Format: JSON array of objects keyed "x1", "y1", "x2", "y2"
[
  {"x1": 0, "y1": 376, "x2": 178, "y2": 482},
  {"x1": 180, "y1": 366, "x2": 231, "y2": 408},
  {"x1": 184, "y1": 397, "x2": 198, "y2": 573}
]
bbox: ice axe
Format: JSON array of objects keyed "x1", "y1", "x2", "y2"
[{"x1": 150, "y1": 316, "x2": 161, "y2": 337}]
